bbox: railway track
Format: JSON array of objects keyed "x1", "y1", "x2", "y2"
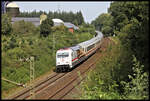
[
  {"x1": 50, "y1": 53, "x2": 100, "y2": 99},
  {"x1": 7, "y1": 72, "x2": 67, "y2": 99},
  {"x1": 6, "y1": 37, "x2": 111, "y2": 100},
  {"x1": 50, "y1": 40, "x2": 109, "y2": 100}
]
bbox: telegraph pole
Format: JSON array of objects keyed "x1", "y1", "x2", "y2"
[{"x1": 30, "y1": 56, "x2": 35, "y2": 99}]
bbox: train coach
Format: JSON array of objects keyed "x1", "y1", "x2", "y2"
[{"x1": 56, "y1": 31, "x2": 103, "y2": 72}]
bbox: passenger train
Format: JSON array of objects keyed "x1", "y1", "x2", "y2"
[{"x1": 56, "y1": 31, "x2": 103, "y2": 72}]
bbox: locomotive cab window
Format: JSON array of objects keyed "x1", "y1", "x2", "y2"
[{"x1": 57, "y1": 52, "x2": 69, "y2": 58}]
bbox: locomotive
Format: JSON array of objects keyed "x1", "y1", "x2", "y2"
[{"x1": 56, "y1": 31, "x2": 103, "y2": 72}]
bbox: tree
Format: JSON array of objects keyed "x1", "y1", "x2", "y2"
[
  {"x1": 2, "y1": 14, "x2": 12, "y2": 35},
  {"x1": 73, "y1": 19, "x2": 78, "y2": 26},
  {"x1": 121, "y1": 55, "x2": 149, "y2": 100},
  {"x1": 17, "y1": 10, "x2": 85, "y2": 26},
  {"x1": 76, "y1": 11, "x2": 84, "y2": 25},
  {"x1": 12, "y1": 20, "x2": 36, "y2": 35},
  {"x1": 109, "y1": 1, "x2": 149, "y2": 71},
  {"x1": 40, "y1": 18, "x2": 53, "y2": 37},
  {"x1": 101, "y1": 26, "x2": 113, "y2": 36},
  {"x1": 91, "y1": 13, "x2": 113, "y2": 36}
]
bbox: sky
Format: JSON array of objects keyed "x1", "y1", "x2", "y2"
[{"x1": 14, "y1": 1, "x2": 111, "y2": 23}]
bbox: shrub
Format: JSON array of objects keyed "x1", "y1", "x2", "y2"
[
  {"x1": 51, "y1": 25, "x2": 68, "y2": 32},
  {"x1": 101, "y1": 26, "x2": 113, "y2": 36},
  {"x1": 79, "y1": 23, "x2": 96, "y2": 35},
  {"x1": 12, "y1": 20, "x2": 36, "y2": 35},
  {"x1": 1, "y1": 14, "x2": 12, "y2": 35},
  {"x1": 40, "y1": 18, "x2": 53, "y2": 37},
  {"x1": 121, "y1": 55, "x2": 149, "y2": 100},
  {"x1": 9, "y1": 36, "x2": 18, "y2": 49}
]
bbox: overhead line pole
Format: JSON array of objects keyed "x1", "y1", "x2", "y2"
[{"x1": 30, "y1": 56, "x2": 35, "y2": 99}]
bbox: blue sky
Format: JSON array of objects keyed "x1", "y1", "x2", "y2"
[{"x1": 14, "y1": 1, "x2": 111, "y2": 23}]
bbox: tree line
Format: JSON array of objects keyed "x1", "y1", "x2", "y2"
[
  {"x1": 18, "y1": 10, "x2": 84, "y2": 26},
  {"x1": 91, "y1": 1, "x2": 149, "y2": 72}
]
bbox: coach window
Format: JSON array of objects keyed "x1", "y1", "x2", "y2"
[{"x1": 87, "y1": 44, "x2": 94, "y2": 51}]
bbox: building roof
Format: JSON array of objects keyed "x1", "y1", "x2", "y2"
[
  {"x1": 11, "y1": 17, "x2": 40, "y2": 26},
  {"x1": 6, "y1": 2, "x2": 19, "y2": 8},
  {"x1": 52, "y1": 19, "x2": 64, "y2": 23},
  {"x1": 64, "y1": 22, "x2": 79, "y2": 30}
]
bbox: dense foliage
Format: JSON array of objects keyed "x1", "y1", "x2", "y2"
[
  {"x1": 12, "y1": 20, "x2": 37, "y2": 35},
  {"x1": 91, "y1": 1, "x2": 149, "y2": 71},
  {"x1": 91, "y1": 13, "x2": 113, "y2": 36},
  {"x1": 78, "y1": 23, "x2": 96, "y2": 35},
  {"x1": 121, "y1": 55, "x2": 149, "y2": 99},
  {"x1": 40, "y1": 18, "x2": 53, "y2": 37},
  {"x1": 108, "y1": 1, "x2": 149, "y2": 71},
  {"x1": 18, "y1": 10, "x2": 84, "y2": 26},
  {"x1": 1, "y1": 14, "x2": 12, "y2": 35}
]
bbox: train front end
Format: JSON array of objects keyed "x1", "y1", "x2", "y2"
[{"x1": 56, "y1": 48, "x2": 72, "y2": 72}]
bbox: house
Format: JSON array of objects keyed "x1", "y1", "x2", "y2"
[
  {"x1": 52, "y1": 18, "x2": 64, "y2": 26},
  {"x1": 11, "y1": 17, "x2": 40, "y2": 26},
  {"x1": 64, "y1": 22, "x2": 79, "y2": 33},
  {"x1": 52, "y1": 18, "x2": 79, "y2": 33}
]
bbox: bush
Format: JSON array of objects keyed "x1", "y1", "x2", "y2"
[
  {"x1": 101, "y1": 26, "x2": 113, "y2": 36},
  {"x1": 78, "y1": 23, "x2": 96, "y2": 35},
  {"x1": 1, "y1": 14, "x2": 12, "y2": 35},
  {"x1": 40, "y1": 18, "x2": 53, "y2": 37},
  {"x1": 121, "y1": 55, "x2": 149, "y2": 100},
  {"x1": 12, "y1": 20, "x2": 36, "y2": 35},
  {"x1": 51, "y1": 25, "x2": 68, "y2": 32}
]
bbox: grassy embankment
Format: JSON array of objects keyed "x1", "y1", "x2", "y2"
[{"x1": 1, "y1": 28, "x2": 93, "y2": 98}]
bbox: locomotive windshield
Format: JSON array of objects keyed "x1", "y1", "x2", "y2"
[{"x1": 57, "y1": 52, "x2": 69, "y2": 58}]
